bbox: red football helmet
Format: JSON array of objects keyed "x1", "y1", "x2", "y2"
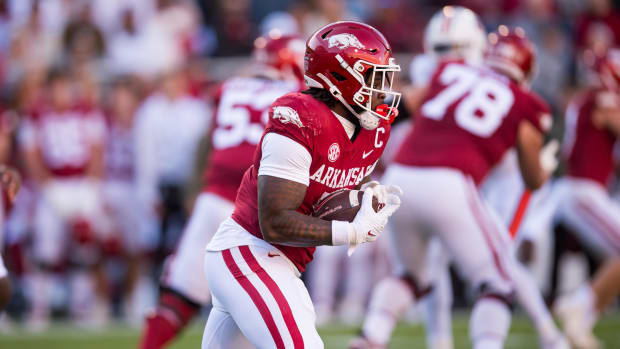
[
  {"x1": 253, "y1": 33, "x2": 306, "y2": 83},
  {"x1": 485, "y1": 26, "x2": 536, "y2": 85},
  {"x1": 304, "y1": 21, "x2": 401, "y2": 129}
]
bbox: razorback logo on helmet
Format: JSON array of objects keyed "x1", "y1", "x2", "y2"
[
  {"x1": 272, "y1": 106, "x2": 304, "y2": 128},
  {"x1": 328, "y1": 33, "x2": 366, "y2": 50},
  {"x1": 496, "y1": 43, "x2": 523, "y2": 64}
]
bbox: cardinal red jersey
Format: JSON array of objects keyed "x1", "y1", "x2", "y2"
[
  {"x1": 563, "y1": 88, "x2": 618, "y2": 187},
  {"x1": 202, "y1": 77, "x2": 300, "y2": 202},
  {"x1": 395, "y1": 61, "x2": 551, "y2": 184},
  {"x1": 230, "y1": 92, "x2": 390, "y2": 272},
  {"x1": 20, "y1": 105, "x2": 106, "y2": 177}
]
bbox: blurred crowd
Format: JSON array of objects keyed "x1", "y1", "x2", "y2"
[{"x1": 0, "y1": 0, "x2": 619, "y2": 330}]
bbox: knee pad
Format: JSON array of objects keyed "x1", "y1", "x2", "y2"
[
  {"x1": 400, "y1": 273, "x2": 433, "y2": 299},
  {"x1": 476, "y1": 282, "x2": 515, "y2": 310}
]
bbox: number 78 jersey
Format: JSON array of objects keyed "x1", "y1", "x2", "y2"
[{"x1": 396, "y1": 61, "x2": 552, "y2": 185}]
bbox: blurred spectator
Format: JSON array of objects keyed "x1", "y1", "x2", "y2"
[
  {"x1": 0, "y1": 0, "x2": 11, "y2": 54},
  {"x1": 91, "y1": 0, "x2": 155, "y2": 37},
  {"x1": 102, "y1": 78, "x2": 155, "y2": 325},
  {"x1": 295, "y1": 0, "x2": 360, "y2": 38},
  {"x1": 19, "y1": 68, "x2": 110, "y2": 329},
  {"x1": 107, "y1": 0, "x2": 198, "y2": 78},
  {"x1": 509, "y1": 0, "x2": 574, "y2": 114},
  {"x1": 61, "y1": 3, "x2": 106, "y2": 68},
  {"x1": 575, "y1": 0, "x2": 620, "y2": 53},
  {"x1": 259, "y1": 11, "x2": 300, "y2": 36},
  {"x1": 8, "y1": 0, "x2": 71, "y2": 35},
  {"x1": 134, "y1": 68, "x2": 211, "y2": 257},
  {"x1": 7, "y1": 2, "x2": 59, "y2": 85},
  {"x1": 105, "y1": 8, "x2": 149, "y2": 77},
  {"x1": 202, "y1": 0, "x2": 258, "y2": 56},
  {"x1": 367, "y1": 0, "x2": 426, "y2": 53}
]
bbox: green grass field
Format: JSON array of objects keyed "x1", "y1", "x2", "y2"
[{"x1": 1, "y1": 312, "x2": 619, "y2": 348}]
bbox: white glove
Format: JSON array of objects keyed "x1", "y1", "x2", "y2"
[
  {"x1": 360, "y1": 180, "x2": 404, "y2": 204},
  {"x1": 332, "y1": 187, "x2": 402, "y2": 256},
  {"x1": 540, "y1": 139, "x2": 560, "y2": 175}
]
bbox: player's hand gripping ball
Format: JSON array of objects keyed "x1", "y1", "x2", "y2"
[{"x1": 312, "y1": 188, "x2": 383, "y2": 221}]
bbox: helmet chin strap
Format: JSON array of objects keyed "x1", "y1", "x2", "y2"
[{"x1": 315, "y1": 73, "x2": 380, "y2": 130}]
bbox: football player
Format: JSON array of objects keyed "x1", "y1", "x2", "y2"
[
  {"x1": 406, "y1": 7, "x2": 487, "y2": 348},
  {"x1": 139, "y1": 34, "x2": 307, "y2": 348},
  {"x1": 201, "y1": 21, "x2": 402, "y2": 348},
  {"x1": 521, "y1": 48, "x2": 620, "y2": 349},
  {"x1": 353, "y1": 28, "x2": 567, "y2": 349}
]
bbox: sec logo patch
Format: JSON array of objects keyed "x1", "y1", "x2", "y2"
[{"x1": 327, "y1": 143, "x2": 340, "y2": 162}]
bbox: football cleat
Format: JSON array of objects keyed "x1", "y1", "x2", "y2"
[
  {"x1": 348, "y1": 335, "x2": 387, "y2": 349},
  {"x1": 540, "y1": 333, "x2": 571, "y2": 349},
  {"x1": 554, "y1": 292, "x2": 601, "y2": 349}
]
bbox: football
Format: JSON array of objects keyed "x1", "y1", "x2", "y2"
[{"x1": 312, "y1": 189, "x2": 382, "y2": 222}]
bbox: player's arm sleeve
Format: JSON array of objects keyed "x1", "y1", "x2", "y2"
[
  {"x1": 258, "y1": 132, "x2": 312, "y2": 186},
  {"x1": 524, "y1": 94, "x2": 553, "y2": 134}
]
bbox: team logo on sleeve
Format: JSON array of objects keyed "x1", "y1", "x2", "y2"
[
  {"x1": 327, "y1": 143, "x2": 340, "y2": 162},
  {"x1": 272, "y1": 106, "x2": 304, "y2": 128},
  {"x1": 328, "y1": 33, "x2": 365, "y2": 50}
]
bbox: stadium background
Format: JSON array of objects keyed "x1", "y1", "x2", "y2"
[{"x1": 0, "y1": 0, "x2": 619, "y2": 348}]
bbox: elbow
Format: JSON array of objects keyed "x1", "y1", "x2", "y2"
[
  {"x1": 261, "y1": 229, "x2": 281, "y2": 244},
  {"x1": 523, "y1": 173, "x2": 546, "y2": 191},
  {"x1": 259, "y1": 217, "x2": 284, "y2": 244}
]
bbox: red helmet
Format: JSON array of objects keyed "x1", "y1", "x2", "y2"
[
  {"x1": 592, "y1": 48, "x2": 620, "y2": 92},
  {"x1": 253, "y1": 33, "x2": 306, "y2": 83},
  {"x1": 485, "y1": 26, "x2": 536, "y2": 84},
  {"x1": 304, "y1": 21, "x2": 401, "y2": 129}
]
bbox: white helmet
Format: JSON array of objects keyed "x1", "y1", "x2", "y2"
[{"x1": 424, "y1": 6, "x2": 487, "y2": 64}]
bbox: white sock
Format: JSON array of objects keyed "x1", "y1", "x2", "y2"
[
  {"x1": 362, "y1": 277, "x2": 414, "y2": 345},
  {"x1": 509, "y1": 261, "x2": 561, "y2": 342},
  {"x1": 422, "y1": 265, "x2": 454, "y2": 349},
  {"x1": 574, "y1": 284, "x2": 598, "y2": 324},
  {"x1": 470, "y1": 298, "x2": 511, "y2": 349}
]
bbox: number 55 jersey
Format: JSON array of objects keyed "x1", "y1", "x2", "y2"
[
  {"x1": 396, "y1": 60, "x2": 551, "y2": 184},
  {"x1": 203, "y1": 77, "x2": 301, "y2": 201}
]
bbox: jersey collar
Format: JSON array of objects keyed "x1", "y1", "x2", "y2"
[{"x1": 332, "y1": 111, "x2": 355, "y2": 140}]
